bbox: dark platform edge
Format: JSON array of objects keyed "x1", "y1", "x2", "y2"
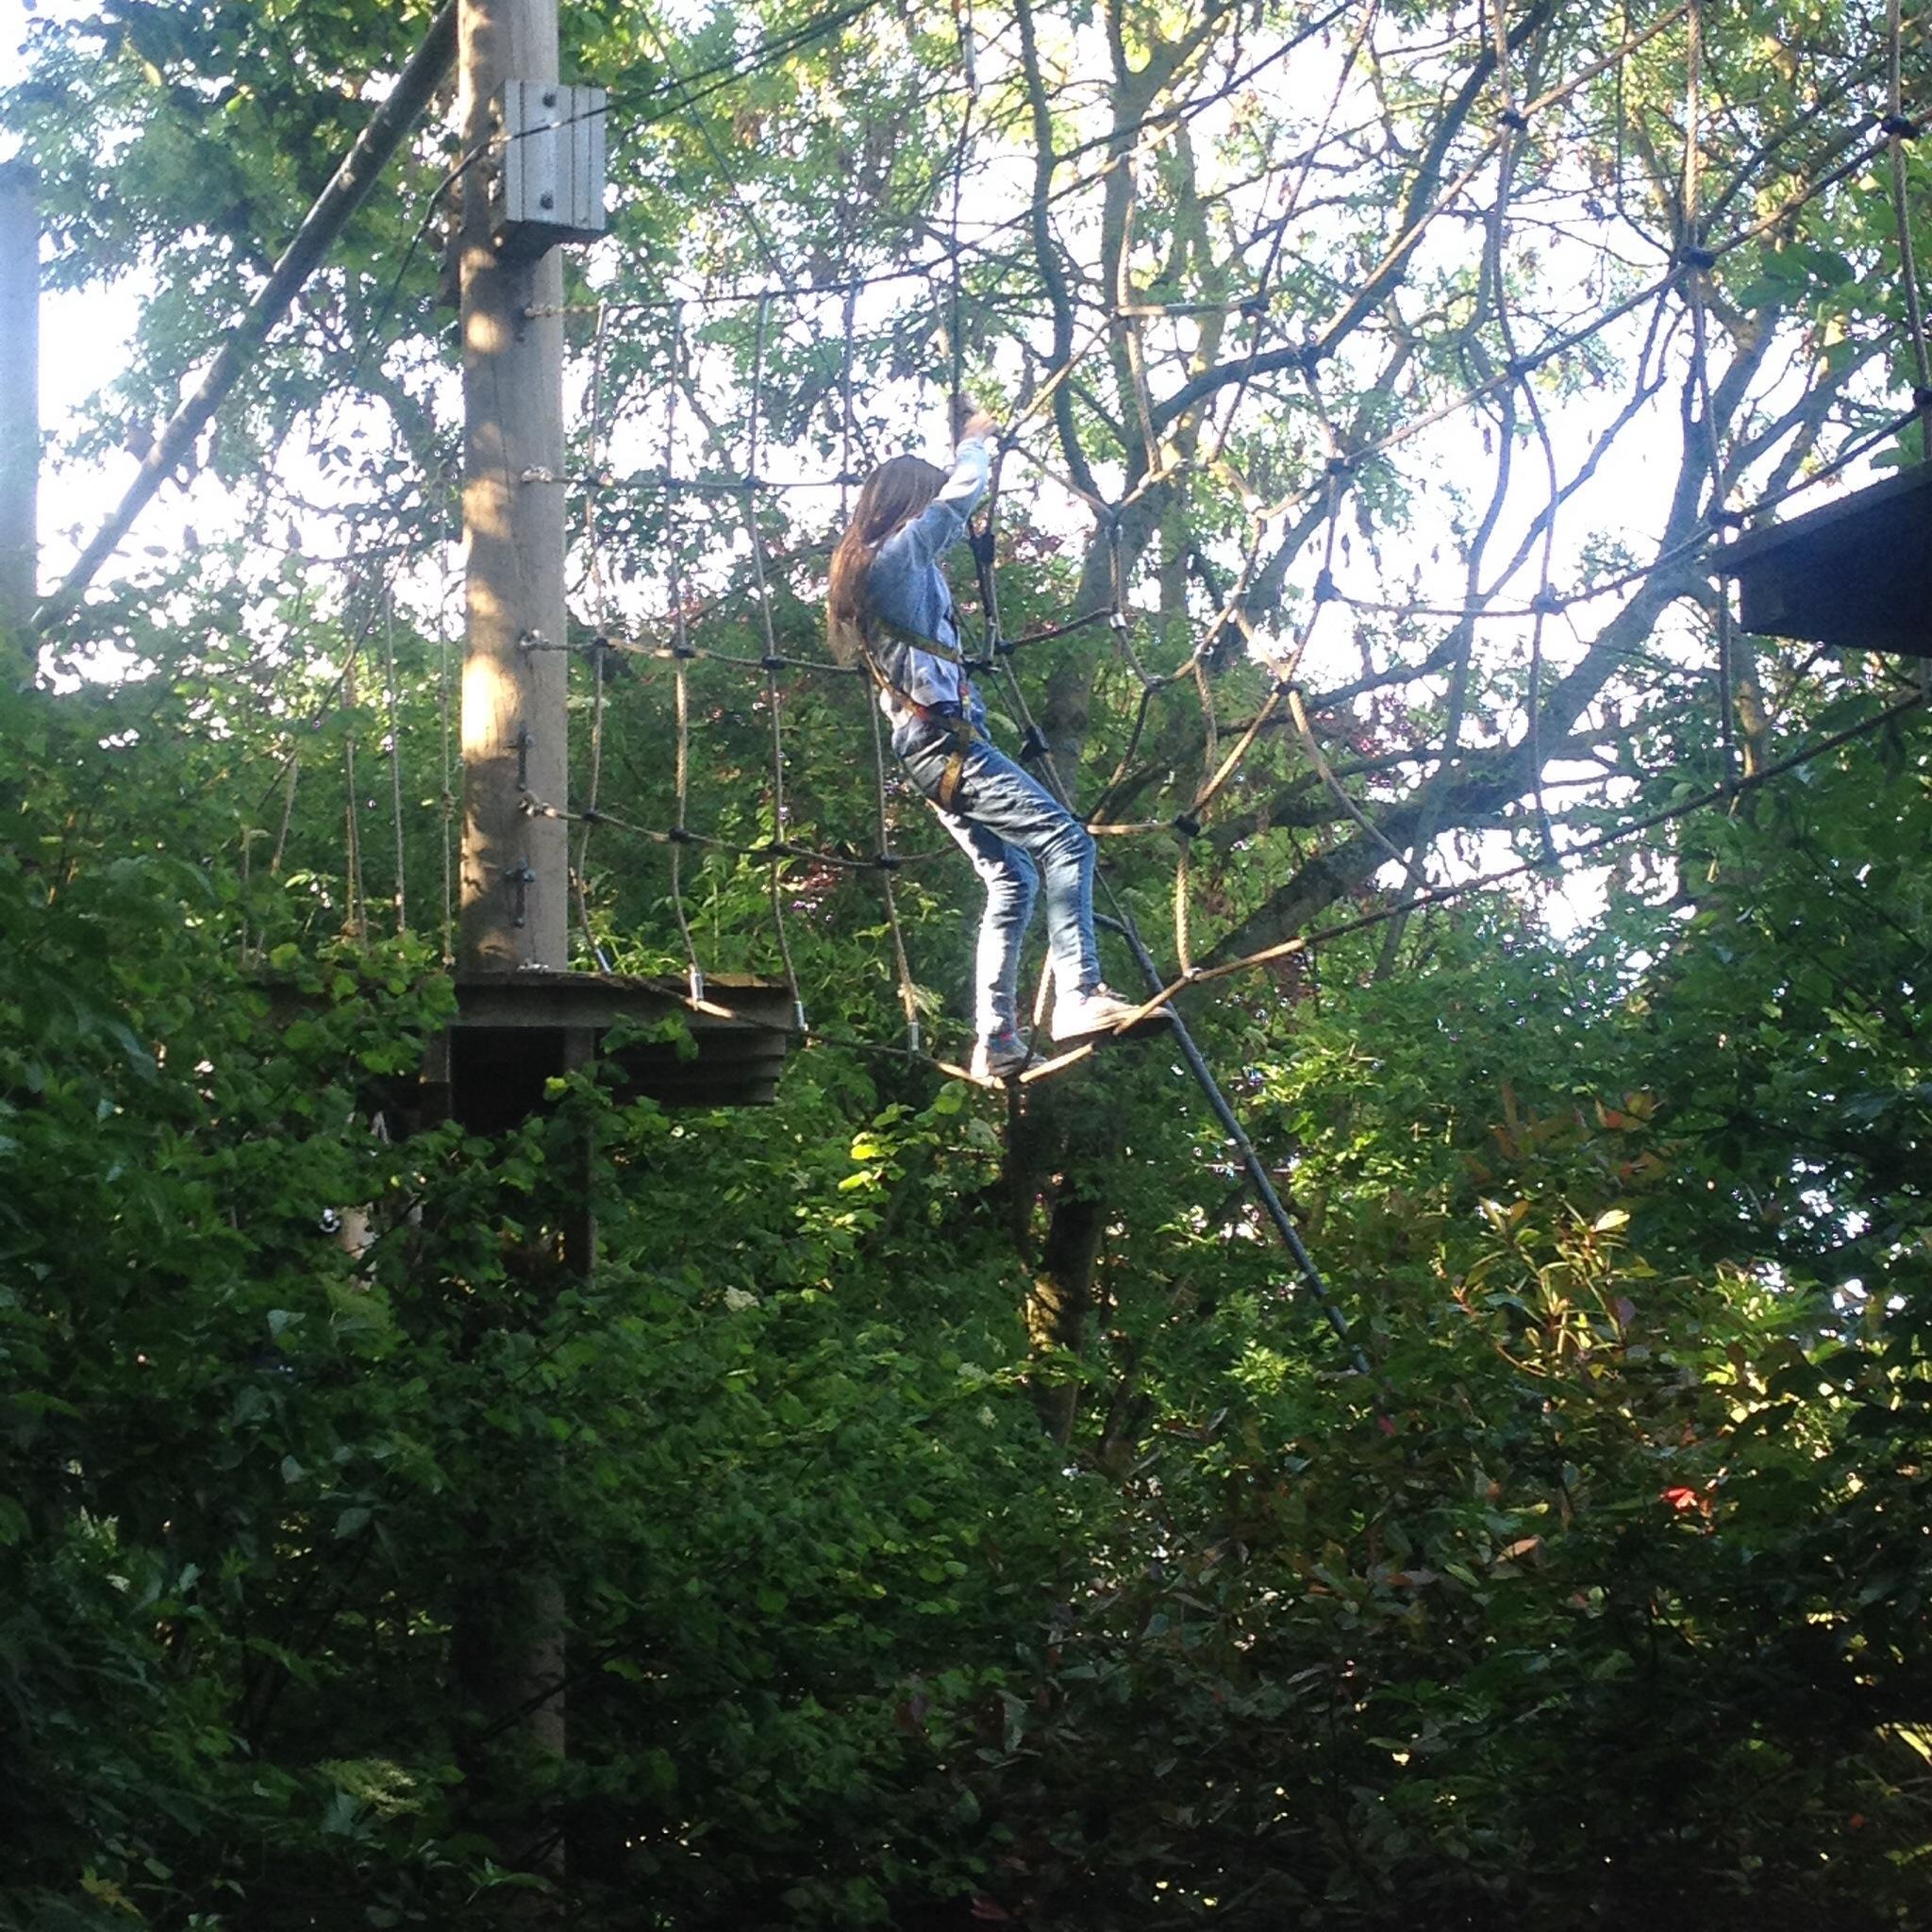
[
  {"x1": 1714, "y1": 462, "x2": 1932, "y2": 658},
  {"x1": 265, "y1": 969, "x2": 797, "y2": 1124}
]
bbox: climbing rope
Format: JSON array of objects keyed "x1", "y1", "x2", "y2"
[
  {"x1": 382, "y1": 584, "x2": 408, "y2": 934},
  {"x1": 575, "y1": 301, "x2": 617, "y2": 972},
  {"x1": 961, "y1": 478, "x2": 1371, "y2": 1373},
  {"x1": 1680, "y1": 0, "x2": 1738, "y2": 790},
  {"x1": 1482, "y1": 0, "x2": 1561, "y2": 862},
  {"x1": 438, "y1": 558, "x2": 458, "y2": 967},
  {"x1": 739, "y1": 297, "x2": 808, "y2": 1031},
  {"x1": 341, "y1": 587, "x2": 372, "y2": 942},
  {"x1": 1887, "y1": 0, "x2": 1932, "y2": 438},
  {"x1": 663, "y1": 304, "x2": 708, "y2": 1005}
]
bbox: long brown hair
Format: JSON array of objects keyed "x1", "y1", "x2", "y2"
[{"x1": 825, "y1": 454, "x2": 947, "y2": 665}]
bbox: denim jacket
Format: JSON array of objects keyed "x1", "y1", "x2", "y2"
[{"x1": 866, "y1": 434, "x2": 992, "y2": 732}]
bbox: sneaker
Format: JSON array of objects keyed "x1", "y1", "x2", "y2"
[
  {"x1": 1050, "y1": 984, "x2": 1169, "y2": 1042},
  {"x1": 970, "y1": 1029, "x2": 1031, "y2": 1081}
]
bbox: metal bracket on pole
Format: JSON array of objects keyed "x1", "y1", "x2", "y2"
[{"x1": 506, "y1": 861, "x2": 537, "y2": 928}]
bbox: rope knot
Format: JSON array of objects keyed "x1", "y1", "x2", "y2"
[
  {"x1": 1172, "y1": 811, "x2": 1202, "y2": 840},
  {"x1": 1497, "y1": 107, "x2": 1529, "y2": 131},
  {"x1": 1018, "y1": 725, "x2": 1051, "y2": 764},
  {"x1": 1881, "y1": 112, "x2": 1922, "y2": 140}
]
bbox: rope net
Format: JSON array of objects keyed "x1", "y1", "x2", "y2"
[
  {"x1": 189, "y1": 0, "x2": 1930, "y2": 1086},
  {"x1": 494, "y1": 3, "x2": 1923, "y2": 1076}
]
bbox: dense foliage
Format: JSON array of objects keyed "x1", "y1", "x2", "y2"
[{"x1": 6, "y1": 0, "x2": 1932, "y2": 1926}]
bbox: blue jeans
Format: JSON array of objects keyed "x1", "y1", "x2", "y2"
[{"x1": 894, "y1": 718, "x2": 1101, "y2": 1041}]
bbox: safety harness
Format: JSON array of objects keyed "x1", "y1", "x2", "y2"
[{"x1": 860, "y1": 617, "x2": 979, "y2": 812}]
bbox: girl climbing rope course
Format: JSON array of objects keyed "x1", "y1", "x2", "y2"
[{"x1": 828, "y1": 403, "x2": 1161, "y2": 1081}]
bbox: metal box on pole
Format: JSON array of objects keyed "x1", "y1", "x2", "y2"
[{"x1": 491, "y1": 81, "x2": 607, "y2": 257}]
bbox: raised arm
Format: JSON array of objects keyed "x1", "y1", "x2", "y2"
[{"x1": 878, "y1": 411, "x2": 997, "y2": 573}]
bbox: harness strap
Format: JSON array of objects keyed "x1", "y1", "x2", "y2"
[
  {"x1": 875, "y1": 616, "x2": 969, "y2": 667},
  {"x1": 931, "y1": 724, "x2": 972, "y2": 810},
  {"x1": 859, "y1": 617, "x2": 975, "y2": 811}
]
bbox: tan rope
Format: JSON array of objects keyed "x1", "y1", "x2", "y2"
[
  {"x1": 381, "y1": 584, "x2": 408, "y2": 932},
  {"x1": 664, "y1": 304, "x2": 708, "y2": 1004},
  {"x1": 743, "y1": 295, "x2": 807, "y2": 1029}
]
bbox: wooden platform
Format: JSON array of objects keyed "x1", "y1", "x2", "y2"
[
  {"x1": 1717, "y1": 462, "x2": 1932, "y2": 657},
  {"x1": 267, "y1": 971, "x2": 796, "y2": 1133},
  {"x1": 430, "y1": 972, "x2": 795, "y2": 1131}
]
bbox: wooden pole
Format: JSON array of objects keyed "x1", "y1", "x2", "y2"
[
  {"x1": 452, "y1": 3, "x2": 571, "y2": 1882},
  {"x1": 32, "y1": 5, "x2": 458, "y2": 636},
  {"x1": 457, "y1": 0, "x2": 568, "y2": 974},
  {"x1": 0, "y1": 162, "x2": 37, "y2": 670}
]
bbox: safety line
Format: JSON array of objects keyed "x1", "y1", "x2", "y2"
[{"x1": 1119, "y1": 690, "x2": 1929, "y2": 1021}]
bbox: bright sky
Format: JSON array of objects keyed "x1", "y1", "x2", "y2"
[{"x1": 0, "y1": 0, "x2": 167, "y2": 585}]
